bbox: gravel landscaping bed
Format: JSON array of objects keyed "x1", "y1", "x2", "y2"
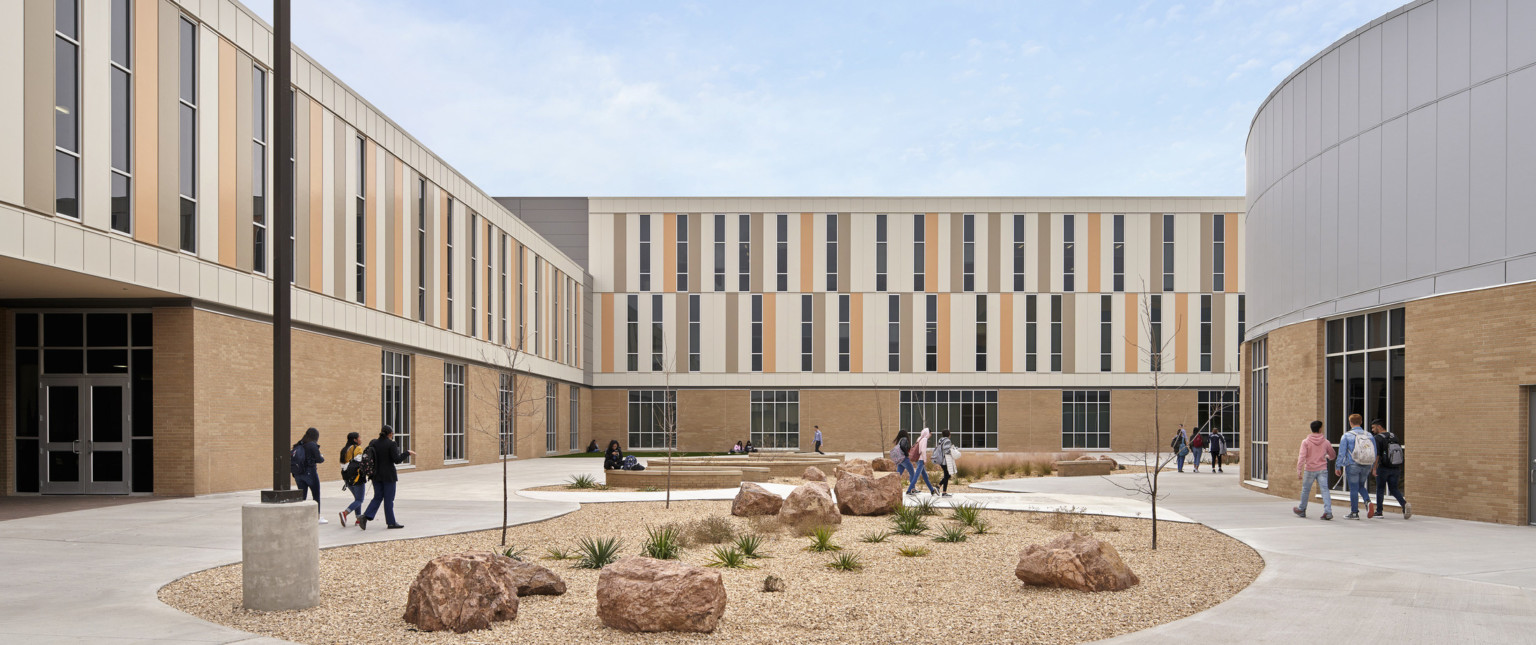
[{"x1": 160, "y1": 500, "x2": 1261, "y2": 645}]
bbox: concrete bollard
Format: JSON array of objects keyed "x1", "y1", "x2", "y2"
[{"x1": 241, "y1": 501, "x2": 319, "y2": 611}]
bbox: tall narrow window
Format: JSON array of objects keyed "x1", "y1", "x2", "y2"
[
  {"x1": 55, "y1": 1, "x2": 81, "y2": 219},
  {"x1": 651, "y1": 294, "x2": 663, "y2": 371},
  {"x1": 738, "y1": 214, "x2": 751, "y2": 292},
  {"x1": 177, "y1": 17, "x2": 196, "y2": 252},
  {"x1": 913, "y1": 215, "x2": 926, "y2": 291},
  {"x1": 776, "y1": 214, "x2": 789, "y2": 292},
  {"x1": 1150, "y1": 294, "x2": 1163, "y2": 372},
  {"x1": 826, "y1": 214, "x2": 838, "y2": 291},
  {"x1": 1112, "y1": 214, "x2": 1125, "y2": 292},
  {"x1": 875, "y1": 214, "x2": 888, "y2": 292},
  {"x1": 499, "y1": 233, "x2": 508, "y2": 343},
  {"x1": 626, "y1": 294, "x2": 639, "y2": 371},
  {"x1": 251, "y1": 67, "x2": 266, "y2": 273},
  {"x1": 1050, "y1": 294, "x2": 1062, "y2": 372},
  {"x1": 751, "y1": 294, "x2": 763, "y2": 372},
  {"x1": 1249, "y1": 339, "x2": 1269, "y2": 481},
  {"x1": 443, "y1": 364, "x2": 465, "y2": 462},
  {"x1": 533, "y1": 259, "x2": 542, "y2": 352},
  {"x1": 469, "y1": 216, "x2": 478, "y2": 337},
  {"x1": 975, "y1": 295, "x2": 987, "y2": 371},
  {"x1": 1162, "y1": 214, "x2": 1175, "y2": 291},
  {"x1": 486, "y1": 224, "x2": 494, "y2": 341},
  {"x1": 1200, "y1": 294, "x2": 1213, "y2": 372},
  {"x1": 638, "y1": 214, "x2": 651, "y2": 292},
  {"x1": 381, "y1": 351, "x2": 412, "y2": 461},
  {"x1": 517, "y1": 245, "x2": 525, "y2": 348},
  {"x1": 1012, "y1": 214, "x2": 1025, "y2": 291},
  {"x1": 416, "y1": 180, "x2": 426, "y2": 320},
  {"x1": 498, "y1": 373, "x2": 515, "y2": 458},
  {"x1": 838, "y1": 294, "x2": 850, "y2": 372},
  {"x1": 1238, "y1": 294, "x2": 1247, "y2": 343},
  {"x1": 569, "y1": 387, "x2": 580, "y2": 451},
  {"x1": 551, "y1": 267, "x2": 559, "y2": 359},
  {"x1": 109, "y1": 0, "x2": 132, "y2": 233},
  {"x1": 963, "y1": 214, "x2": 976, "y2": 292},
  {"x1": 1025, "y1": 295, "x2": 1038, "y2": 372},
  {"x1": 1100, "y1": 295, "x2": 1113, "y2": 372},
  {"x1": 677, "y1": 213, "x2": 689, "y2": 292},
  {"x1": 1213, "y1": 214, "x2": 1226, "y2": 292},
  {"x1": 888, "y1": 294, "x2": 900, "y2": 372},
  {"x1": 354, "y1": 137, "x2": 366, "y2": 304},
  {"x1": 925, "y1": 294, "x2": 938, "y2": 372},
  {"x1": 800, "y1": 294, "x2": 813, "y2": 372},
  {"x1": 1061, "y1": 214, "x2": 1075, "y2": 292},
  {"x1": 713, "y1": 214, "x2": 726, "y2": 291},
  {"x1": 445, "y1": 200, "x2": 455, "y2": 327},
  {"x1": 688, "y1": 294, "x2": 701, "y2": 372},
  {"x1": 750, "y1": 391, "x2": 800, "y2": 449},
  {"x1": 545, "y1": 381, "x2": 558, "y2": 454}
]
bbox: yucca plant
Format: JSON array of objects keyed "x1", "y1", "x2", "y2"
[
  {"x1": 911, "y1": 497, "x2": 940, "y2": 517},
  {"x1": 706, "y1": 545, "x2": 757, "y2": 569},
  {"x1": 500, "y1": 545, "x2": 529, "y2": 561},
  {"x1": 574, "y1": 536, "x2": 623, "y2": 569},
  {"x1": 566, "y1": 473, "x2": 602, "y2": 489},
  {"x1": 544, "y1": 545, "x2": 574, "y2": 561},
  {"x1": 804, "y1": 525, "x2": 842, "y2": 552},
  {"x1": 950, "y1": 501, "x2": 984, "y2": 527},
  {"x1": 970, "y1": 517, "x2": 993, "y2": 535},
  {"x1": 826, "y1": 552, "x2": 863, "y2": 572},
  {"x1": 733, "y1": 533, "x2": 770, "y2": 559},
  {"x1": 898, "y1": 545, "x2": 930, "y2": 557},
  {"x1": 860, "y1": 531, "x2": 891, "y2": 544},
  {"x1": 891, "y1": 510, "x2": 929, "y2": 536},
  {"x1": 641, "y1": 524, "x2": 684, "y2": 560},
  {"x1": 934, "y1": 523, "x2": 969, "y2": 543}
]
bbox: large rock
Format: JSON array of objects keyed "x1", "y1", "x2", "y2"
[
  {"x1": 802, "y1": 466, "x2": 826, "y2": 482},
  {"x1": 779, "y1": 481, "x2": 841, "y2": 527},
  {"x1": 499, "y1": 559, "x2": 566, "y2": 596},
  {"x1": 1015, "y1": 533, "x2": 1140, "y2": 592},
  {"x1": 872, "y1": 457, "x2": 896, "y2": 472},
  {"x1": 403, "y1": 552, "x2": 520, "y2": 633},
  {"x1": 596, "y1": 557, "x2": 728, "y2": 633},
  {"x1": 731, "y1": 482, "x2": 783, "y2": 517},
  {"x1": 834, "y1": 472, "x2": 905, "y2": 516},
  {"x1": 834, "y1": 458, "x2": 874, "y2": 479}
]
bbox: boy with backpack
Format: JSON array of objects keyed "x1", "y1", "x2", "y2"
[
  {"x1": 1336, "y1": 414, "x2": 1377, "y2": 520},
  {"x1": 1369, "y1": 420, "x2": 1411, "y2": 519}
]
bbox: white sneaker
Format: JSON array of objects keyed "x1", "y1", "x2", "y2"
[{"x1": 318, "y1": 517, "x2": 329, "y2": 525}]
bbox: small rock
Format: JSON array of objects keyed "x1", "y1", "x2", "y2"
[
  {"x1": 1015, "y1": 533, "x2": 1140, "y2": 592},
  {"x1": 731, "y1": 482, "x2": 783, "y2": 517},
  {"x1": 495, "y1": 558, "x2": 566, "y2": 596},
  {"x1": 834, "y1": 472, "x2": 904, "y2": 516},
  {"x1": 802, "y1": 466, "x2": 826, "y2": 482},
  {"x1": 835, "y1": 458, "x2": 874, "y2": 479},
  {"x1": 596, "y1": 556, "x2": 728, "y2": 633},
  {"x1": 779, "y1": 481, "x2": 841, "y2": 527},
  {"x1": 402, "y1": 551, "x2": 519, "y2": 633},
  {"x1": 871, "y1": 457, "x2": 896, "y2": 472},
  {"x1": 762, "y1": 574, "x2": 786, "y2": 592}
]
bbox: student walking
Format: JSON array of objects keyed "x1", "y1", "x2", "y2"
[
  {"x1": 338, "y1": 432, "x2": 367, "y2": 527},
  {"x1": 358, "y1": 426, "x2": 415, "y2": 530},
  {"x1": 1370, "y1": 420, "x2": 1411, "y2": 519},
  {"x1": 934, "y1": 429, "x2": 956, "y2": 497},
  {"x1": 1336, "y1": 414, "x2": 1377, "y2": 520},
  {"x1": 906, "y1": 428, "x2": 938, "y2": 496},
  {"x1": 1170, "y1": 427, "x2": 1191, "y2": 472},
  {"x1": 290, "y1": 427, "x2": 327, "y2": 524},
  {"x1": 813, "y1": 426, "x2": 825, "y2": 455},
  {"x1": 1293, "y1": 420, "x2": 1336, "y2": 520},
  {"x1": 1188, "y1": 424, "x2": 1206, "y2": 472},
  {"x1": 891, "y1": 430, "x2": 914, "y2": 481},
  {"x1": 1207, "y1": 427, "x2": 1227, "y2": 473}
]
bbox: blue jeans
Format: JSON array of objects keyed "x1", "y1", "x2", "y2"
[
  {"x1": 1191, "y1": 448, "x2": 1204, "y2": 468},
  {"x1": 345, "y1": 483, "x2": 366, "y2": 515},
  {"x1": 364, "y1": 480, "x2": 397, "y2": 525},
  {"x1": 907, "y1": 460, "x2": 935, "y2": 493},
  {"x1": 1345, "y1": 465, "x2": 1371, "y2": 514},
  {"x1": 1297, "y1": 470, "x2": 1332, "y2": 514},
  {"x1": 296, "y1": 475, "x2": 320, "y2": 513},
  {"x1": 1176, "y1": 451, "x2": 1187, "y2": 471},
  {"x1": 896, "y1": 459, "x2": 915, "y2": 480},
  {"x1": 1376, "y1": 468, "x2": 1405, "y2": 509}
]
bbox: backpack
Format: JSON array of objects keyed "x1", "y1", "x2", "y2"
[
  {"x1": 1190, "y1": 433, "x2": 1205, "y2": 449},
  {"x1": 1349, "y1": 432, "x2": 1377, "y2": 466},
  {"x1": 1383, "y1": 433, "x2": 1405, "y2": 467},
  {"x1": 289, "y1": 444, "x2": 307, "y2": 479},
  {"x1": 889, "y1": 444, "x2": 904, "y2": 463},
  {"x1": 907, "y1": 443, "x2": 922, "y2": 462},
  {"x1": 359, "y1": 444, "x2": 378, "y2": 480}
]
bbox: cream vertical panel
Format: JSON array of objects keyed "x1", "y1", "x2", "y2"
[
  {"x1": 400, "y1": 168, "x2": 414, "y2": 321},
  {"x1": 997, "y1": 214, "x2": 1014, "y2": 292},
  {"x1": 196, "y1": 24, "x2": 219, "y2": 259},
  {"x1": 1101, "y1": 215, "x2": 1117, "y2": 292},
  {"x1": 698, "y1": 213, "x2": 716, "y2": 290},
  {"x1": 0, "y1": 0, "x2": 23, "y2": 204},
  {"x1": 1224, "y1": 292, "x2": 1241, "y2": 372},
  {"x1": 80, "y1": 7, "x2": 110, "y2": 230},
  {"x1": 649, "y1": 214, "x2": 663, "y2": 295},
  {"x1": 933, "y1": 213, "x2": 950, "y2": 292},
  {"x1": 264, "y1": 56, "x2": 275, "y2": 273},
  {"x1": 785, "y1": 213, "x2": 801, "y2": 292},
  {"x1": 973, "y1": 214, "x2": 989, "y2": 293},
  {"x1": 888, "y1": 213, "x2": 913, "y2": 292},
  {"x1": 588, "y1": 213, "x2": 613, "y2": 293},
  {"x1": 777, "y1": 291, "x2": 798, "y2": 370},
  {"x1": 320, "y1": 110, "x2": 335, "y2": 296},
  {"x1": 738, "y1": 294, "x2": 754, "y2": 372},
  {"x1": 951, "y1": 294, "x2": 971, "y2": 373},
  {"x1": 864, "y1": 291, "x2": 883, "y2": 374},
  {"x1": 698, "y1": 293, "x2": 720, "y2": 372},
  {"x1": 1231, "y1": 215, "x2": 1244, "y2": 292},
  {"x1": 660, "y1": 292, "x2": 677, "y2": 371},
  {"x1": 849, "y1": 214, "x2": 873, "y2": 292},
  {"x1": 341, "y1": 123, "x2": 356, "y2": 303},
  {"x1": 1124, "y1": 214, "x2": 1147, "y2": 293},
  {"x1": 1176, "y1": 213, "x2": 1198, "y2": 293},
  {"x1": 623, "y1": 213, "x2": 640, "y2": 293}
]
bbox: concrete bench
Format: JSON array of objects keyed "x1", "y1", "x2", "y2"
[
  {"x1": 604, "y1": 468, "x2": 751, "y2": 489},
  {"x1": 650, "y1": 457, "x2": 843, "y2": 478},
  {"x1": 1055, "y1": 460, "x2": 1114, "y2": 477}
]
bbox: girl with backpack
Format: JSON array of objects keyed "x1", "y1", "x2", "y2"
[
  {"x1": 1170, "y1": 427, "x2": 1191, "y2": 472},
  {"x1": 358, "y1": 426, "x2": 414, "y2": 530},
  {"x1": 1189, "y1": 425, "x2": 1206, "y2": 472},
  {"x1": 337, "y1": 432, "x2": 368, "y2": 527},
  {"x1": 891, "y1": 430, "x2": 913, "y2": 481},
  {"x1": 934, "y1": 429, "x2": 957, "y2": 497},
  {"x1": 906, "y1": 428, "x2": 938, "y2": 496},
  {"x1": 291, "y1": 428, "x2": 326, "y2": 524}
]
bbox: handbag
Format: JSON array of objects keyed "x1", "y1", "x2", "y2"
[{"x1": 950, "y1": 446, "x2": 963, "y2": 461}]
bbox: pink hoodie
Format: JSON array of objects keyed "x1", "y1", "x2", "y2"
[
  {"x1": 916, "y1": 428, "x2": 931, "y2": 463},
  {"x1": 1296, "y1": 433, "x2": 1336, "y2": 475}
]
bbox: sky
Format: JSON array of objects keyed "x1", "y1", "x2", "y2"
[{"x1": 249, "y1": 0, "x2": 1406, "y2": 197}]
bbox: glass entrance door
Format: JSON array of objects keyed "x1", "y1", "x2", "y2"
[{"x1": 40, "y1": 377, "x2": 131, "y2": 495}]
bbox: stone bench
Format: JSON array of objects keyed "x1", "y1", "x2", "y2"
[
  {"x1": 1055, "y1": 460, "x2": 1114, "y2": 477},
  {"x1": 650, "y1": 457, "x2": 843, "y2": 478},
  {"x1": 604, "y1": 468, "x2": 753, "y2": 489}
]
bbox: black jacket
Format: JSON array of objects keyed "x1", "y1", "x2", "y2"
[
  {"x1": 297, "y1": 441, "x2": 324, "y2": 480},
  {"x1": 1375, "y1": 431, "x2": 1402, "y2": 469},
  {"x1": 1207, "y1": 432, "x2": 1226, "y2": 455},
  {"x1": 368, "y1": 437, "x2": 409, "y2": 483},
  {"x1": 604, "y1": 448, "x2": 624, "y2": 470}
]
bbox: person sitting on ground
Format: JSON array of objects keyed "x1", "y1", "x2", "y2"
[
  {"x1": 743, "y1": 440, "x2": 758, "y2": 453},
  {"x1": 729, "y1": 440, "x2": 745, "y2": 454},
  {"x1": 603, "y1": 440, "x2": 624, "y2": 470},
  {"x1": 585, "y1": 440, "x2": 600, "y2": 453}
]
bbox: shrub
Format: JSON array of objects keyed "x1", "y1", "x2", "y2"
[
  {"x1": 860, "y1": 531, "x2": 891, "y2": 543},
  {"x1": 910, "y1": 497, "x2": 939, "y2": 517},
  {"x1": 1039, "y1": 460, "x2": 1055, "y2": 476},
  {"x1": 934, "y1": 523, "x2": 969, "y2": 543},
  {"x1": 970, "y1": 517, "x2": 993, "y2": 535},
  {"x1": 892, "y1": 509, "x2": 929, "y2": 536},
  {"x1": 638, "y1": 485, "x2": 661, "y2": 492},
  {"x1": 566, "y1": 474, "x2": 603, "y2": 489},
  {"x1": 1091, "y1": 517, "x2": 1121, "y2": 533},
  {"x1": 898, "y1": 545, "x2": 930, "y2": 557},
  {"x1": 687, "y1": 516, "x2": 737, "y2": 545},
  {"x1": 762, "y1": 574, "x2": 786, "y2": 592},
  {"x1": 825, "y1": 553, "x2": 863, "y2": 572},
  {"x1": 950, "y1": 501, "x2": 984, "y2": 527},
  {"x1": 805, "y1": 525, "x2": 842, "y2": 552},
  {"x1": 641, "y1": 524, "x2": 684, "y2": 560},
  {"x1": 500, "y1": 545, "x2": 529, "y2": 561},
  {"x1": 706, "y1": 545, "x2": 756, "y2": 569},
  {"x1": 543, "y1": 545, "x2": 574, "y2": 561},
  {"x1": 1044, "y1": 505, "x2": 1089, "y2": 532},
  {"x1": 574, "y1": 536, "x2": 623, "y2": 569},
  {"x1": 733, "y1": 533, "x2": 770, "y2": 559}
]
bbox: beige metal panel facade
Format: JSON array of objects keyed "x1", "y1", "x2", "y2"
[
  {"x1": 196, "y1": 23, "x2": 220, "y2": 260},
  {"x1": 81, "y1": 5, "x2": 111, "y2": 232},
  {"x1": 0, "y1": 0, "x2": 22, "y2": 206}
]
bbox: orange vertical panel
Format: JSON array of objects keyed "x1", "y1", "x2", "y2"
[
  {"x1": 217, "y1": 40, "x2": 237, "y2": 266},
  {"x1": 1000, "y1": 293, "x2": 1014, "y2": 372},
  {"x1": 925, "y1": 214, "x2": 939, "y2": 292},
  {"x1": 132, "y1": 0, "x2": 158, "y2": 245},
  {"x1": 662, "y1": 214, "x2": 676, "y2": 292},
  {"x1": 800, "y1": 212, "x2": 813, "y2": 292},
  {"x1": 937, "y1": 293, "x2": 950, "y2": 372},
  {"x1": 1224, "y1": 214, "x2": 1239, "y2": 292},
  {"x1": 850, "y1": 292, "x2": 863, "y2": 372},
  {"x1": 1174, "y1": 292, "x2": 1189, "y2": 373},
  {"x1": 601, "y1": 292, "x2": 613, "y2": 373},
  {"x1": 1087, "y1": 213, "x2": 1101, "y2": 292},
  {"x1": 308, "y1": 99, "x2": 323, "y2": 288},
  {"x1": 1124, "y1": 293, "x2": 1139, "y2": 373},
  {"x1": 364, "y1": 141, "x2": 377, "y2": 309}
]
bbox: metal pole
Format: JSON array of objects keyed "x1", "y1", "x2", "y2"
[{"x1": 262, "y1": 0, "x2": 300, "y2": 503}]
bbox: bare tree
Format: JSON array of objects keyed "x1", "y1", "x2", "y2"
[
  {"x1": 470, "y1": 345, "x2": 543, "y2": 546},
  {"x1": 1102, "y1": 287, "x2": 1184, "y2": 550},
  {"x1": 871, "y1": 378, "x2": 889, "y2": 453},
  {"x1": 646, "y1": 333, "x2": 680, "y2": 508}
]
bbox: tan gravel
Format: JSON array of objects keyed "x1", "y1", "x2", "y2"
[{"x1": 160, "y1": 501, "x2": 1262, "y2": 645}]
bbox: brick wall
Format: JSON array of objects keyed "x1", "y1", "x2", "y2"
[
  {"x1": 153, "y1": 307, "x2": 196, "y2": 496},
  {"x1": 591, "y1": 388, "x2": 626, "y2": 451},
  {"x1": 999, "y1": 389, "x2": 1061, "y2": 451},
  {"x1": 412, "y1": 355, "x2": 445, "y2": 470},
  {"x1": 801, "y1": 389, "x2": 900, "y2": 454},
  {"x1": 677, "y1": 389, "x2": 749, "y2": 452},
  {"x1": 1239, "y1": 319, "x2": 1324, "y2": 505},
  {"x1": 1109, "y1": 387, "x2": 1197, "y2": 454}
]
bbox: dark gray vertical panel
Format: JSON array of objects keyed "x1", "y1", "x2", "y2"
[
  {"x1": 725, "y1": 292, "x2": 738, "y2": 373},
  {"x1": 612, "y1": 213, "x2": 626, "y2": 292},
  {"x1": 157, "y1": 2, "x2": 179, "y2": 249},
  {"x1": 22, "y1": 0, "x2": 53, "y2": 213},
  {"x1": 235, "y1": 52, "x2": 252, "y2": 270},
  {"x1": 750, "y1": 213, "x2": 764, "y2": 293}
]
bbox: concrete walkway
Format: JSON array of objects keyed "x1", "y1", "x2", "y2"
[{"x1": 977, "y1": 471, "x2": 1536, "y2": 643}]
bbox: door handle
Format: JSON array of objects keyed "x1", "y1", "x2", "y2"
[{"x1": 73, "y1": 440, "x2": 80, "y2": 454}]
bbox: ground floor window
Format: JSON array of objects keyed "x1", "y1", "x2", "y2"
[
  {"x1": 900, "y1": 390, "x2": 998, "y2": 449},
  {"x1": 1249, "y1": 338, "x2": 1268, "y2": 481},
  {"x1": 1061, "y1": 390, "x2": 1110, "y2": 450},
  {"x1": 750, "y1": 390, "x2": 799, "y2": 450},
  {"x1": 569, "y1": 387, "x2": 580, "y2": 451},
  {"x1": 1324, "y1": 307, "x2": 1404, "y2": 489},
  {"x1": 382, "y1": 351, "x2": 412, "y2": 463},
  {"x1": 628, "y1": 390, "x2": 676, "y2": 449},
  {"x1": 546, "y1": 381, "x2": 559, "y2": 453},
  {"x1": 1198, "y1": 389, "x2": 1240, "y2": 449},
  {"x1": 498, "y1": 373, "x2": 515, "y2": 458},
  {"x1": 443, "y1": 363, "x2": 465, "y2": 462}
]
